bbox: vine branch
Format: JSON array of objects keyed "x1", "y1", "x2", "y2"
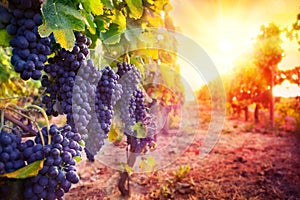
[{"x1": 3, "y1": 111, "x2": 37, "y2": 136}]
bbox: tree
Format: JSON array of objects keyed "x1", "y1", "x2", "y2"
[
  {"x1": 228, "y1": 51, "x2": 269, "y2": 122},
  {"x1": 252, "y1": 23, "x2": 284, "y2": 128}
]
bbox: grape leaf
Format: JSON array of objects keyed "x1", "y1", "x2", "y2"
[
  {"x1": 125, "y1": 0, "x2": 143, "y2": 19},
  {"x1": 94, "y1": 16, "x2": 109, "y2": 32},
  {"x1": 131, "y1": 121, "x2": 147, "y2": 138},
  {"x1": 123, "y1": 164, "x2": 134, "y2": 174},
  {"x1": 0, "y1": 160, "x2": 44, "y2": 179},
  {"x1": 159, "y1": 63, "x2": 177, "y2": 90},
  {"x1": 74, "y1": 156, "x2": 81, "y2": 163},
  {"x1": 82, "y1": 12, "x2": 96, "y2": 35},
  {"x1": 100, "y1": 23, "x2": 121, "y2": 44},
  {"x1": 114, "y1": 10, "x2": 126, "y2": 31},
  {"x1": 139, "y1": 156, "x2": 156, "y2": 172},
  {"x1": 108, "y1": 126, "x2": 119, "y2": 142},
  {"x1": 145, "y1": 0, "x2": 154, "y2": 5},
  {"x1": 79, "y1": 139, "x2": 85, "y2": 147},
  {"x1": 81, "y1": 0, "x2": 104, "y2": 16},
  {"x1": 0, "y1": 29, "x2": 12, "y2": 47},
  {"x1": 39, "y1": 0, "x2": 88, "y2": 50},
  {"x1": 100, "y1": 10, "x2": 126, "y2": 44},
  {"x1": 101, "y1": 0, "x2": 114, "y2": 9}
]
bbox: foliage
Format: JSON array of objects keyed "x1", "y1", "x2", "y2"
[
  {"x1": 0, "y1": 0, "x2": 185, "y2": 197},
  {"x1": 0, "y1": 48, "x2": 40, "y2": 104},
  {"x1": 253, "y1": 23, "x2": 283, "y2": 81},
  {"x1": 228, "y1": 51, "x2": 269, "y2": 107},
  {"x1": 157, "y1": 165, "x2": 192, "y2": 199},
  {"x1": 275, "y1": 97, "x2": 300, "y2": 132},
  {"x1": 0, "y1": 160, "x2": 44, "y2": 179},
  {"x1": 278, "y1": 66, "x2": 300, "y2": 86}
]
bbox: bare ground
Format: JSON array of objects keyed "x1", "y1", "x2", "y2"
[{"x1": 65, "y1": 109, "x2": 300, "y2": 200}]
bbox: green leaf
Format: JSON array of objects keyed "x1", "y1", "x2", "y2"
[
  {"x1": 131, "y1": 121, "x2": 146, "y2": 138},
  {"x1": 100, "y1": 23, "x2": 121, "y2": 44},
  {"x1": 94, "y1": 15, "x2": 109, "y2": 32},
  {"x1": 101, "y1": 0, "x2": 114, "y2": 9},
  {"x1": 74, "y1": 156, "x2": 81, "y2": 163},
  {"x1": 99, "y1": 10, "x2": 126, "y2": 44},
  {"x1": 82, "y1": 12, "x2": 97, "y2": 35},
  {"x1": 81, "y1": 0, "x2": 104, "y2": 16},
  {"x1": 39, "y1": 0, "x2": 87, "y2": 50},
  {"x1": 125, "y1": 0, "x2": 143, "y2": 19},
  {"x1": 79, "y1": 139, "x2": 85, "y2": 147},
  {"x1": 0, "y1": 160, "x2": 44, "y2": 179},
  {"x1": 0, "y1": 29, "x2": 12, "y2": 47}
]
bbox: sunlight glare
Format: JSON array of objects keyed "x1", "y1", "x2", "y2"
[
  {"x1": 273, "y1": 80, "x2": 300, "y2": 97},
  {"x1": 219, "y1": 40, "x2": 233, "y2": 53}
]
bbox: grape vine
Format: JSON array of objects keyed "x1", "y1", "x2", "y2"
[{"x1": 0, "y1": 0, "x2": 182, "y2": 198}]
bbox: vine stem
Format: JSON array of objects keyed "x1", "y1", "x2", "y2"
[
  {"x1": 25, "y1": 105, "x2": 50, "y2": 145},
  {"x1": 4, "y1": 104, "x2": 44, "y2": 142},
  {"x1": 118, "y1": 146, "x2": 137, "y2": 197},
  {"x1": 0, "y1": 109, "x2": 5, "y2": 132},
  {"x1": 3, "y1": 103, "x2": 49, "y2": 146},
  {"x1": 2, "y1": 111, "x2": 38, "y2": 136}
]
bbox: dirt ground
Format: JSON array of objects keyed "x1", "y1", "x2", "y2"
[{"x1": 65, "y1": 106, "x2": 300, "y2": 200}]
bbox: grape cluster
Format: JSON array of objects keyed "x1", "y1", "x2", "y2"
[
  {"x1": 70, "y1": 59, "x2": 99, "y2": 134},
  {"x1": 129, "y1": 89, "x2": 147, "y2": 122},
  {"x1": 116, "y1": 62, "x2": 157, "y2": 153},
  {"x1": 0, "y1": 5, "x2": 12, "y2": 29},
  {"x1": 95, "y1": 66, "x2": 119, "y2": 135},
  {"x1": 0, "y1": 131, "x2": 25, "y2": 174},
  {"x1": 82, "y1": 65, "x2": 122, "y2": 161},
  {"x1": 41, "y1": 32, "x2": 91, "y2": 116},
  {"x1": 18, "y1": 124, "x2": 82, "y2": 200},
  {"x1": 116, "y1": 62, "x2": 143, "y2": 134},
  {"x1": 127, "y1": 89, "x2": 155, "y2": 153},
  {"x1": 6, "y1": 0, "x2": 52, "y2": 80}
]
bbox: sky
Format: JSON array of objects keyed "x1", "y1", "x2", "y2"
[{"x1": 169, "y1": 0, "x2": 300, "y2": 97}]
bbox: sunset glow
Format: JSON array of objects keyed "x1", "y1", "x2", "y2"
[
  {"x1": 219, "y1": 40, "x2": 233, "y2": 53},
  {"x1": 273, "y1": 80, "x2": 300, "y2": 97},
  {"x1": 171, "y1": 0, "x2": 300, "y2": 97}
]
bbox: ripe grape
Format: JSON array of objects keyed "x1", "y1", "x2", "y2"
[
  {"x1": 5, "y1": 0, "x2": 52, "y2": 80},
  {"x1": 116, "y1": 62, "x2": 156, "y2": 153},
  {"x1": 0, "y1": 131, "x2": 25, "y2": 174},
  {"x1": 41, "y1": 32, "x2": 91, "y2": 117},
  {"x1": 19, "y1": 124, "x2": 82, "y2": 200},
  {"x1": 71, "y1": 61, "x2": 122, "y2": 161},
  {"x1": 0, "y1": 5, "x2": 12, "y2": 28},
  {"x1": 115, "y1": 62, "x2": 143, "y2": 135},
  {"x1": 95, "y1": 66, "x2": 119, "y2": 135}
]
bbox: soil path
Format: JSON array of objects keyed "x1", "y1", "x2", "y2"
[{"x1": 65, "y1": 110, "x2": 300, "y2": 200}]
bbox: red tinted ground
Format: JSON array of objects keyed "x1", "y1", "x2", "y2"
[{"x1": 65, "y1": 109, "x2": 300, "y2": 200}]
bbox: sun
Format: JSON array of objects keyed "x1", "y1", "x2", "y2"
[{"x1": 219, "y1": 40, "x2": 233, "y2": 53}]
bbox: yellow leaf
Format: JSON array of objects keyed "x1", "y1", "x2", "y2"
[
  {"x1": 139, "y1": 156, "x2": 156, "y2": 172},
  {"x1": 123, "y1": 164, "x2": 134, "y2": 174},
  {"x1": 108, "y1": 127, "x2": 119, "y2": 142},
  {"x1": 53, "y1": 29, "x2": 75, "y2": 51},
  {"x1": 0, "y1": 160, "x2": 44, "y2": 179},
  {"x1": 90, "y1": 0, "x2": 104, "y2": 16}
]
